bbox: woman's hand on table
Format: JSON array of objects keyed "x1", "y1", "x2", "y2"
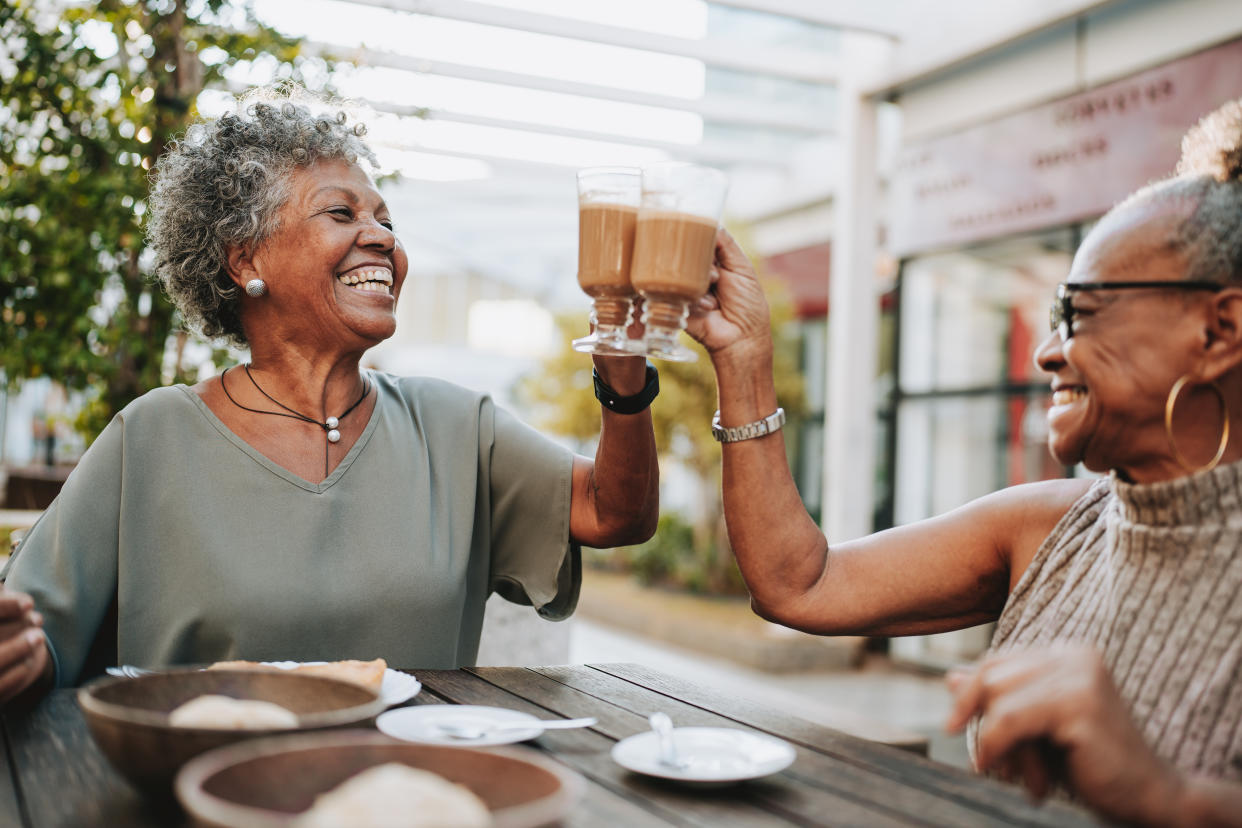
[
  {"x1": 0, "y1": 586, "x2": 49, "y2": 704},
  {"x1": 945, "y1": 644, "x2": 1192, "y2": 826},
  {"x1": 685, "y1": 228, "x2": 774, "y2": 366}
]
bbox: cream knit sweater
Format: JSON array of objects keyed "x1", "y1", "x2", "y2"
[{"x1": 988, "y1": 461, "x2": 1242, "y2": 781}]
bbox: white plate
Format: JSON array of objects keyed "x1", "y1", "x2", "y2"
[
  {"x1": 259, "y1": 662, "x2": 421, "y2": 708},
  {"x1": 611, "y1": 727, "x2": 796, "y2": 784},
  {"x1": 376, "y1": 705, "x2": 545, "y2": 746}
]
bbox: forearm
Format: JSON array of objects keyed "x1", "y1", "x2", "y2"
[
  {"x1": 714, "y1": 339, "x2": 827, "y2": 616},
  {"x1": 585, "y1": 356, "x2": 660, "y2": 545},
  {"x1": 1168, "y1": 775, "x2": 1242, "y2": 828}
]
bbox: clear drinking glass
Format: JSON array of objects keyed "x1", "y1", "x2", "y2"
[
  {"x1": 630, "y1": 163, "x2": 728, "y2": 362},
  {"x1": 572, "y1": 166, "x2": 642, "y2": 356}
]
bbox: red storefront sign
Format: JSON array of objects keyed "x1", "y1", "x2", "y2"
[{"x1": 889, "y1": 37, "x2": 1242, "y2": 257}]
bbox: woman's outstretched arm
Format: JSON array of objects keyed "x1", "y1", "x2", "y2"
[{"x1": 687, "y1": 229, "x2": 1088, "y2": 636}]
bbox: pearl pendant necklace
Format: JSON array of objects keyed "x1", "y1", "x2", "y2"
[{"x1": 220, "y1": 365, "x2": 371, "y2": 476}]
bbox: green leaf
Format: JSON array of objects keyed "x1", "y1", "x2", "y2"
[{"x1": 0, "y1": 0, "x2": 329, "y2": 439}]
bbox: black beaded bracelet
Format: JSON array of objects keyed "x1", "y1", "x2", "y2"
[{"x1": 593, "y1": 361, "x2": 659, "y2": 414}]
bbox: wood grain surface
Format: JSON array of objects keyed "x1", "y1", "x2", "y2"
[{"x1": 0, "y1": 664, "x2": 1101, "y2": 828}]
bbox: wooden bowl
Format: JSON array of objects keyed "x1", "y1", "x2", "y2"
[
  {"x1": 176, "y1": 730, "x2": 582, "y2": 828},
  {"x1": 78, "y1": 669, "x2": 385, "y2": 793}
]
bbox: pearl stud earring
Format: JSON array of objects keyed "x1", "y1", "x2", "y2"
[{"x1": 245, "y1": 279, "x2": 267, "y2": 298}]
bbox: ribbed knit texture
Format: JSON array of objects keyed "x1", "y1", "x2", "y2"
[{"x1": 989, "y1": 461, "x2": 1242, "y2": 781}]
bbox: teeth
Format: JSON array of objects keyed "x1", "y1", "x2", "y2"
[
  {"x1": 1052, "y1": 388, "x2": 1086, "y2": 406},
  {"x1": 336, "y1": 268, "x2": 393, "y2": 293}
]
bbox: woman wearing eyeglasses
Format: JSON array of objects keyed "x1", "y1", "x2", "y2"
[{"x1": 684, "y1": 100, "x2": 1242, "y2": 826}]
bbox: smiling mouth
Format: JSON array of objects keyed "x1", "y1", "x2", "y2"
[
  {"x1": 1052, "y1": 387, "x2": 1086, "y2": 406},
  {"x1": 337, "y1": 268, "x2": 393, "y2": 295}
]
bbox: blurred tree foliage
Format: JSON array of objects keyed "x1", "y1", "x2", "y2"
[
  {"x1": 0, "y1": 0, "x2": 324, "y2": 440},
  {"x1": 518, "y1": 254, "x2": 807, "y2": 595}
]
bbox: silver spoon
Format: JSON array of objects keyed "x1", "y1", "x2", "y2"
[
  {"x1": 648, "y1": 712, "x2": 688, "y2": 769},
  {"x1": 436, "y1": 716, "x2": 597, "y2": 740},
  {"x1": 105, "y1": 665, "x2": 154, "y2": 678}
]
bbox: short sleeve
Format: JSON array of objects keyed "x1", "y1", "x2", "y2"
[
  {"x1": 483, "y1": 400, "x2": 579, "y2": 621},
  {"x1": 3, "y1": 416, "x2": 123, "y2": 686}
]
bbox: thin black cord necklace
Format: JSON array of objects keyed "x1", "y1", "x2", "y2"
[{"x1": 220, "y1": 364, "x2": 371, "y2": 477}]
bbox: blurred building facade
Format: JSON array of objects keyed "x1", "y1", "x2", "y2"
[{"x1": 838, "y1": 0, "x2": 1242, "y2": 665}]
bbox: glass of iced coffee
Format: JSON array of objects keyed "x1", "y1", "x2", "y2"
[
  {"x1": 572, "y1": 166, "x2": 642, "y2": 356},
  {"x1": 631, "y1": 162, "x2": 728, "y2": 362}
]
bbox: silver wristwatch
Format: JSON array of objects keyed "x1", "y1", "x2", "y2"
[{"x1": 711, "y1": 407, "x2": 786, "y2": 443}]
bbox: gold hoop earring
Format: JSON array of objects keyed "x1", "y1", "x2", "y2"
[{"x1": 1165, "y1": 374, "x2": 1230, "y2": 474}]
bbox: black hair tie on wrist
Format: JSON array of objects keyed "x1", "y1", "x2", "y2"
[{"x1": 593, "y1": 361, "x2": 659, "y2": 415}]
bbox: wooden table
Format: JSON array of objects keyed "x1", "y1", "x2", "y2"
[{"x1": 0, "y1": 664, "x2": 1100, "y2": 827}]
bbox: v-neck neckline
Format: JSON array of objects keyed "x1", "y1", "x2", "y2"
[{"x1": 179, "y1": 377, "x2": 383, "y2": 494}]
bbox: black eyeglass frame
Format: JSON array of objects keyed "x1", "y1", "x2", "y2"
[{"x1": 1050, "y1": 280, "x2": 1225, "y2": 340}]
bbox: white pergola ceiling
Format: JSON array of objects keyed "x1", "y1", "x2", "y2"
[
  {"x1": 238, "y1": 0, "x2": 1108, "y2": 303},
  {"x1": 239, "y1": 0, "x2": 864, "y2": 302}
]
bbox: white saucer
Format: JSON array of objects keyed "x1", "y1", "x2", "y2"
[
  {"x1": 376, "y1": 705, "x2": 545, "y2": 746},
  {"x1": 260, "y1": 662, "x2": 422, "y2": 707},
  {"x1": 611, "y1": 727, "x2": 796, "y2": 784}
]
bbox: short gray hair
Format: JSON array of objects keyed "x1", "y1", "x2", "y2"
[
  {"x1": 1174, "y1": 99, "x2": 1242, "y2": 284},
  {"x1": 146, "y1": 85, "x2": 378, "y2": 347},
  {"x1": 1115, "y1": 98, "x2": 1242, "y2": 286}
]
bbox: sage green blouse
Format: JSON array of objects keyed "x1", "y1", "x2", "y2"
[{"x1": 3, "y1": 372, "x2": 579, "y2": 686}]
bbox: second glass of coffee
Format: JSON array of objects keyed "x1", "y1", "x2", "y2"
[
  {"x1": 631, "y1": 163, "x2": 728, "y2": 362},
  {"x1": 572, "y1": 166, "x2": 641, "y2": 356}
]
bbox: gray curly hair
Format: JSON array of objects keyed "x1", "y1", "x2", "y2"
[
  {"x1": 146, "y1": 85, "x2": 378, "y2": 347},
  {"x1": 1113, "y1": 98, "x2": 1242, "y2": 285}
]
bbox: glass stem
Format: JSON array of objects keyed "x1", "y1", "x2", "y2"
[
  {"x1": 641, "y1": 296, "x2": 689, "y2": 339},
  {"x1": 593, "y1": 295, "x2": 633, "y2": 329}
]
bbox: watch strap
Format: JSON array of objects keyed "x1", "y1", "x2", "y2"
[
  {"x1": 593, "y1": 362, "x2": 659, "y2": 415},
  {"x1": 712, "y1": 407, "x2": 786, "y2": 443}
]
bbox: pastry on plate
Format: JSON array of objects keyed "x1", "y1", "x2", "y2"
[{"x1": 208, "y1": 658, "x2": 387, "y2": 694}]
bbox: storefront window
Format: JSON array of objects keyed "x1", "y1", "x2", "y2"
[
  {"x1": 886, "y1": 227, "x2": 1081, "y2": 665},
  {"x1": 793, "y1": 319, "x2": 826, "y2": 520},
  {"x1": 899, "y1": 229, "x2": 1075, "y2": 395},
  {"x1": 893, "y1": 227, "x2": 1077, "y2": 524},
  {"x1": 894, "y1": 390, "x2": 1060, "y2": 524}
]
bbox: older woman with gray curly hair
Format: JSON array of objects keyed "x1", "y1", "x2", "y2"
[{"x1": 0, "y1": 88, "x2": 658, "y2": 703}]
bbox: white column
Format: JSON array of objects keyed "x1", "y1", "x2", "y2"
[{"x1": 822, "y1": 84, "x2": 880, "y2": 544}]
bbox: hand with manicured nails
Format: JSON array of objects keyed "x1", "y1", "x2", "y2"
[
  {"x1": 0, "y1": 586, "x2": 49, "y2": 705},
  {"x1": 685, "y1": 228, "x2": 773, "y2": 360},
  {"x1": 945, "y1": 644, "x2": 1186, "y2": 826}
]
